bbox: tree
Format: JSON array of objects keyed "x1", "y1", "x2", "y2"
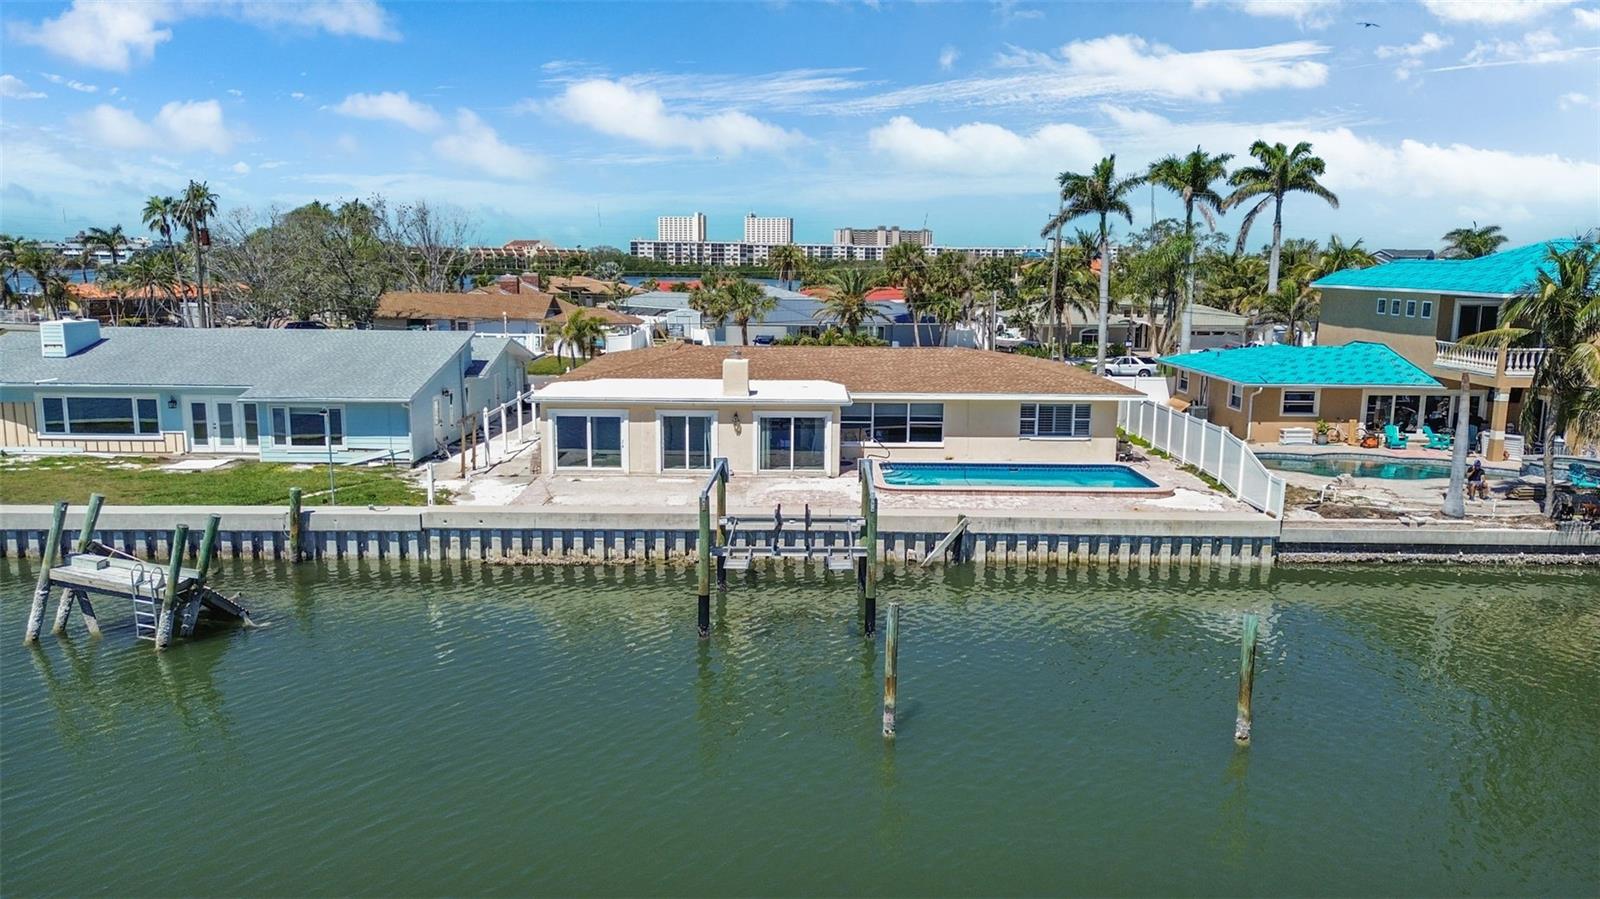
[
  {"x1": 1045, "y1": 155, "x2": 1145, "y2": 373},
  {"x1": 1462, "y1": 241, "x2": 1600, "y2": 515},
  {"x1": 689, "y1": 272, "x2": 731, "y2": 340},
  {"x1": 556, "y1": 309, "x2": 607, "y2": 368},
  {"x1": 1117, "y1": 222, "x2": 1192, "y2": 354},
  {"x1": 178, "y1": 180, "x2": 219, "y2": 326},
  {"x1": 883, "y1": 242, "x2": 930, "y2": 346},
  {"x1": 723, "y1": 278, "x2": 776, "y2": 346},
  {"x1": 85, "y1": 224, "x2": 129, "y2": 269},
  {"x1": 115, "y1": 251, "x2": 180, "y2": 323},
  {"x1": 638, "y1": 277, "x2": 660, "y2": 292},
  {"x1": 1147, "y1": 146, "x2": 1232, "y2": 353},
  {"x1": 926, "y1": 250, "x2": 974, "y2": 346},
  {"x1": 1226, "y1": 140, "x2": 1339, "y2": 299},
  {"x1": 1441, "y1": 223, "x2": 1509, "y2": 259},
  {"x1": 373, "y1": 198, "x2": 475, "y2": 293},
  {"x1": 16, "y1": 244, "x2": 68, "y2": 318},
  {"x1": 767, "y1": 243, "x2": 807, "y2": 291},
  {"x1": 142, "y1": 195, "x2": 184, "y2": 289},
  {"x1": 1198, "y1": 250, "x2": 1267, "y2": 315},
  {"x1": 819, "y1": 268, "x2": 887, "y2": 335},
  {"x1": 974, "y1": 256, "x2": 1020, "y2": 350},
  {"x1": 1281, "y1": 234, "x2": 1373, "y2": 345}
]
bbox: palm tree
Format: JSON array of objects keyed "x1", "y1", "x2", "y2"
[
  {"x1": 1146, "y1": 146, "x2": 1232, "y2": 353},
  {"x1": 1461, "y1": 241, "x2": 1600, "y2": 515},
  {"x1": 178, "y1": 181, "x2": 219, "y2": 326},
  {"x1": 689, "y1": 272, "x2": 730, "y2": 340},
  {"x1": 74, "y1": 246, "x2": 95, "y2": 284},
  {"x1": 1045, "y1": 155, "x2": 1145, "y2": 374},
  {"x1": 883, "y1": 242, "x2": 930, "y2": 346},
  {"x1": 557, "y1": 309, "x2": 607, "y2": 368},
  {"x1": 118, "y1": 252, "x2": 178, "y2": 322},
  {"x1": 974, "y1": 256, "x2": 1020, "y2": 350},
  {"x1": 85, "y1": 224, "x2": 129, "y2": 269},
  {"x1": 1441, "y1": 223, "x2": 1509, "y2": 259},
  {"x1": 1198, "y1": 250, "x2": 1268, "y2": 315},
  {"x1": 927, "y1": 250, "x2": 974, "y2": 346},
  {"x1": 142, "y1": 195, "x2": 184, "y2": 289},
  {"x1": 723, "y1": 278, "x2": 777, "y2": 346},
  {"x1": 1225, "y1": 141, "x2": 1339, "y2": 299},
  {"x1": 1283, "y1": 235, "x2": 1374, "y2": 345},
  {"x1": 819, "y1": 268, "x2": 887, "y2": 335},
  {"x1": 767, "y1": 243, "x2": 807, "y2": 291}
]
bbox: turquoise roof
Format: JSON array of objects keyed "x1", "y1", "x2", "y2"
[
  {"x1": 1312, "y1": 240, "x2": 1577, "y2": 296},
  {"x1": 1159, "y1": 342, "x2": 1442, "y2": 388}
]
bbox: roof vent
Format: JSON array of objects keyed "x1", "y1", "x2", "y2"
[{"x1": 39, "y1": 319, "x2": 101, "y2": 358}]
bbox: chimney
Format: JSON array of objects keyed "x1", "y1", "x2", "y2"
[
  {"x1": 520, "y1": 272, "x2": 541, "y2": 291},
  {"x1": 495, "y1": 273, "x2": 519, "y2": 293},
  {"x1": 722, "y1": 355, "x2": 750, "y2": 397}
]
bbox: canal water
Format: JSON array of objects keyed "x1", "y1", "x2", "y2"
[{"x1": 3, "y1": 560, "x2": 1596, "y2": 896}]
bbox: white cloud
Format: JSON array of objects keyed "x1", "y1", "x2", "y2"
[
  {"x1": 552, "y1": 79, "x2": 801, "y2": 154},
  {"x1": 837, "y1": 36, "x2": 1328, "y2": 112},
  {"x1": 333, "y1": 91, "x2": 442, "y2": 130},
  {"x1": 1192, "y1": 0, "x2": 1342, "y2": 29},
  {"x1": 547, "y1": 68, "x2": 868, "y2": 116},
  {"x1": 867, "y1": 115, "x2": 1103, "y2": 175},
  {"x1": 13, "y1": 0, "x2": 397, "y2": 71},
  {"x1": 77, "y1": 99, "x2": 235, "y2": 154},
  {"x1": 1578, "y1": 7, "x2": 1600, "y2": 27},
  {"x1": 433, "y1": 109, "x2": 538, "y2": 179},
  {"x1": 40, "y1": 72, "x2": 99, "y2": 93},
  {"x1": 1375, "y1": 32, "x2": 1450, "y2": 79},
  {"x1": 1421, "y1": 0, "x2": 1574, "y2": 24},
  {"x1": 1441, "y1": 29, "x2": 1600, "y2": 70},
  {"x1": 227, "y1": 88, "x2": 243, "y2": 97},
  {"x1": 231, "y1": 161, "x2": 251, "y2": 174},
  {"x1": 1559, "y1": 90, "x2": 1600, "y2": 109},
  {"x1": 0, "y1": 74, "x2": 47, "y2": 99},
  {"x1": 993, "y1": 1, "x2": 1044, "y2": 23},
  {"x1": 939, "y1": 45, "x2": 960, "y2": 71},
  {"x1": 290, "y1": 91, "x2": 307, "y2": 100}
]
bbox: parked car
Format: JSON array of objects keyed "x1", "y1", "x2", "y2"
[
  {"x1": 1104, "y1": 355, "x2": 1159, "y2": 376},
  {"x1": 282, "y1": 320, "x2": 329, "y2": 330}
]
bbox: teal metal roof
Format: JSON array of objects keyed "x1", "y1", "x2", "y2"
[
  {"x1": 1159, "y1": 342, "x2": 1442, "y2": 388},
  {"x1": 1312, "y1": 240, "x2": 1577, "y2": 296}
]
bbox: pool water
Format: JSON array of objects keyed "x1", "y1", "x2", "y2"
[
  {"x1": 879, "y1": 461, "x2": 1160, "y2": 489},
  {"x1": 1259, "y1": 454, "x2": 1508, "y2": 481}
]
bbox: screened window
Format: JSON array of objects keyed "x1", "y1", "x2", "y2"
[
  {"x1": 1281, "y1": 390, "x2": 1318, "y2": 416},
  {"x1": 760, "y1": 416, "x2": 826, "y2": 470},
  {"x1": 1405, "y1": 299, "x2": 1418, "y2": 318},
  {"x1": 1375, "y1": 297, "x2": 1387, "y2": 316},
  {"x1": 554, "y1": 414, "x2": 622, "y2": 468},
  {"x1": 1389, "y1": 298, "x2": 1403, "y2": 315},
  {"x1": 1019, "y1": 403, "x2": 1092, "y2": 438},
  {"x1": 269, "y1": 406, "x2": 343, "y2": 448},
  {"x1": 841, "y1": 402, "x2": 943, "y2": 445},
  {"x1": 660, "y1": 414, "x2": 712, "y2": 470},
  {"x1": 39, "y1": 396, "x2": 160, "y2": 437},
  {"x1": 1228, "y1": 384, "x2": 1243, "y2": 410},
  {"x1": 1420, "y1": 300, "x2": 1434, "y2": 319}
]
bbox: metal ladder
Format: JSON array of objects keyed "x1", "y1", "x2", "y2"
[{"x1": 128, "y1": 567, "x2": 164, "y2": 641}]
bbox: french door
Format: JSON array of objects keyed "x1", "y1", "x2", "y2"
[{"x1": 188, "y1": 399, "x2": 256, "y2": 452}]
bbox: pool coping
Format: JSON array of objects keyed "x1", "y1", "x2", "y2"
[
  {"x1": 872, "y1": 461, "x2": 1175, "y2": 497},
  {"x1": 1255, "y1": 450, "x2": 1520, "y2": 478}
]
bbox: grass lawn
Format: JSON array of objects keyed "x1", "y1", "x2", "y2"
[
  {"x1": 0, "y1": 455, "x2": 433, "y2": 506},
  {"x1": 527, "y1": 355, "x2": 585, "y2": 375}
]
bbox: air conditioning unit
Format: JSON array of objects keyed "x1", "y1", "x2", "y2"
[{"x1": 1188, "y1": 403, "x2": 1210, "y2": 421}]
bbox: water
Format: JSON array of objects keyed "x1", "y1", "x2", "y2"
[
  {"x1": 879, "y1": 462, "x2": 1160, "y2": 489},
  {"x1": 3, "y1": 561, "x2": 1597, "y2": 897},
  {"x1": 1259, "y1": 454, "x2": 1509, "y2": 481}
]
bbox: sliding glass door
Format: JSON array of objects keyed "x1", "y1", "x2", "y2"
[
  {"x1": 660, "y1": 414, "x2": 713, "y2": 470},
  {"x1": 759, "y1": 415, "x2": 826, "y2": 472}
]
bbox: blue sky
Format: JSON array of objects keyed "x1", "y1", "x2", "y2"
[{"x1": 1, "y1": 0, "x2": 1597, "y2": 251}]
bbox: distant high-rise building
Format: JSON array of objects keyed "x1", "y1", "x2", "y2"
[
  {"x1": 743, "y1": 213, "x2": 793, "y2": 245},
  {"x1": 657, "y1": 213, "x2": 707, "y2": 242},
  {"x1": 832, "y1": 226, "x2": 933, "y2": 248}
]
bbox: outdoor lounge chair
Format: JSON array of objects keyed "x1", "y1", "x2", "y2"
[
  {"x1": 1383, "y1": 424, "x2": 1409, "y2": 450},
  {"x1": 1421, "y1": 425, "x2": 1453, "y2": 450},
  {"x1": 1568, "y1": 462, "x2": 1600, "y2": 490}
]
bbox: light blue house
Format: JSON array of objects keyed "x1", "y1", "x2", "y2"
[{"x1": 0, "y1": 321, "x2": 530, "y2": 464}]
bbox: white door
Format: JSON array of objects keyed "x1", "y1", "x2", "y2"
[{"x1": 187, "y1": 399, "x2": 247, "y2": 452}]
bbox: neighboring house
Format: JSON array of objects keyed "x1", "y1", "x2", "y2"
[
  {"x1": 1160, "y1": 343, "x2": 1443, "y2": 446},
  {"x1": 0, "y1": 321, "x2": 528, "y2": 464},
  {"x1": 374, "y1": 285, "x2": 647, "y2": 356},
  {"x1": 1372, "y1": 249, "x2": 1437, "y2": 264},
  {"x1": 1312, "y1": 239, "x2": 1577, "y2": 459},
  {"x1": 621, "y1": 285, "x2": 939, "y2": 346},
  {"x1": 532, "y1": 344, "x2": 1140, "y2": 476},
  {"x1": 1064, "y1": 302, "x2": 1249, "y2": 353}
]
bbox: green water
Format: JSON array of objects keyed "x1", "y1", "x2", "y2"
[{"x1": 3, "y1": 560, "x2": 1597, "y2": 897}]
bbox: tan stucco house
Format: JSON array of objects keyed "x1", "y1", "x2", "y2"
[{"x1": 532, "y1": 345, "x2": 1141, "y2": 476}]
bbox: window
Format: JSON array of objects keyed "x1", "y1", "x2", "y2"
[
  {"x1": 660, "y1": 414, "x2": 713, "y2": 470},
  {"x1": 1177, "y1": 371, "x2": 1189, "y2": 394},
  {"x1": 1228, "y1": 384, "x2": 1243, "y2": 410},
  {"x1": 1420, "y1": 300, "x2": 1434, "y2": 319},
  {"x1": 39, "y1": 396, "x2": 160, "y2": 437},
  {"x1": 1376, "y1": 297, "x2": 1387, "y2": 316},
  {"x1": 1281, "y1": 390, "x2": 1318, "y2": 416},
  {"x1": 840, "y1": 402, "x2": 943, "y2": 445},
  {"x1": 554, "y1": 414, "x2": 623, "y2": 468},
  {"x1": 269, "y1": 406, "x2": 343, "y2": 448},
  {"x1": 760, "y1": 415, "x2": 826, "y2": 470},
  {"x1": 1405, "y1": 299, "x2": 1417, "y2": 318},
  {"x1": 1457, "y1": 303, "x2": 1497, "y2": 339},
  {"x1": 189, "y1": 402, "x2": 208, "y2": 442},
  {"x1": 1366, "y1": 394, "x2": 1426, "y2": 433},
  {"x1": 242, "y1": 403, "x2": 260, "y2": 447},
  {"x1": 1019, "y1": 403, "x2": 1092, "y2": 438},
  {"x1": 1389, "y1": 298, "x2": 1403, "y2": 315}
]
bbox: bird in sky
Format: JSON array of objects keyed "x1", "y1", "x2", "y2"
[{"x1": 1357, "y1": 20, "x2": 1381, "y2": 27}]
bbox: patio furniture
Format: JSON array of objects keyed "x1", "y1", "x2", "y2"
[
  {"x1": 1280, "y1": 427, "x2": 1313, "y2": 446},
  {"x1": 1383, "y1": 424, "x2": 1408, "y2": 450},
  {"x1": 1421, "y1": 425, "x2": 1453, "y2": 450},
  {"x1": 1569, "y1": 462, "x2": 1600, "y2": 490}
]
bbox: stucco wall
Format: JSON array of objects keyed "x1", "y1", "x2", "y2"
[{"x1": 1180, "y1": 379, "x2": 1369, "y2": 445}]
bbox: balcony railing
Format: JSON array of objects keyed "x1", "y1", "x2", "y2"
[{"x1": 1434, "y1": 340, "x2": 1545, "y2": 379}]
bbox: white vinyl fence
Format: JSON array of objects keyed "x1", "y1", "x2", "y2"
[{"x1": 1118, "y1": 400, "x2": 1286, "y2": 518}]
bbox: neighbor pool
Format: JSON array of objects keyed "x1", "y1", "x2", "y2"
[
  {"x1": 1257, "y1": 453, "x2": 1510, "y2": 481},
  {"x1": 878, "y1": 461, "x2": 1162, "y2": 490}
]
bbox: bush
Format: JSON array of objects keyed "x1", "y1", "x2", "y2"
[{"x1": 528, "y1": 355, "x2": 583, "y2": 375}]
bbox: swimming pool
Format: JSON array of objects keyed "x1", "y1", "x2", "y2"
[
  {"x1": 1256, "y1": 453, "x2": 1510, "y2": 481},
  {"x1": 877, "y1": 461, "x2": 1164, "y2": 491}
]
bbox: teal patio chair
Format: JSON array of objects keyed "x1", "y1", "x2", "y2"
[
  {"x1": 1383, "y1": 424, "x2": 1409, "y2": 450},
  {"x1": 1569, "y1": 462, "x2": 1600, "y2": 490},
  {"x1": 1421, "y1": 425, "x2": 1453, "y2": 450}
]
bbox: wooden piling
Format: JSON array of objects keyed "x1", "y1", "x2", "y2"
[
  {"x1": 73, "y1": 492, "x2": 105, "y2": 554},
  {"x1": 1234, "y1": 613, "x2": 1260, "y2": 744},
  {"x1": 180, "y1": 515, "x2": 222, "y2": 638},
  {"x1": 697, "y1": 495, "x2": 712, "y2": 639},
  {"x1": 154, "y1": 524, "x2": 189, "y2": 651},
  {"x1": 715, "y1": 467, "x2": 727, "y2": 591},
  {"x1": 53, "y1": 494, "x2": 105, "y2": 635},
  {"x1": 882, "y1": 601, "x2": 900, "y2": 739},
  {"x1": 24, "y1": 501, "x2": 68, "y2": 645},
  {"x1": 287, "y1": 487, "x2": 304, "y2": 561},
  {"x1": 863, "y1": 495, "x2": 879, "y2": 635}
]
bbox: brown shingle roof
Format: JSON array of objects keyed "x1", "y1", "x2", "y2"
[
  {"x1": 376, "y1": 291, "x2": 559, "y2": 321},
  {"x1": 547, "y1": 301, "x2": 642, "y2": 326},
  {"x1": 554, "y1": 344, "x2": 1140, "y2": 397}
]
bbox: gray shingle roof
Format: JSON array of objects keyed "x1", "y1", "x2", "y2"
[{"x1": 0, "y1": 327, "x2": 471, "y2": 402}]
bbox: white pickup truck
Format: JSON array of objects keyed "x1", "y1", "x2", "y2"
[{"x1": 1103, "y1": 355, "x2": 1160, "y2": 376}]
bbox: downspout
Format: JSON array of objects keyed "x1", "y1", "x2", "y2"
[{"x1": 1244, "y1": 387, "x2": 1265, "y2": 444}]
